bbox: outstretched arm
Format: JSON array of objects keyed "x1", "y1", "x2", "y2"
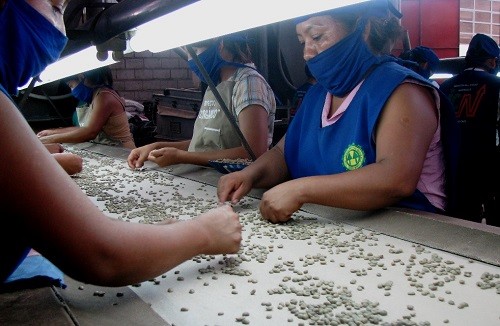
[
  {"x1": 38, "y1": 126, "x2": 97, "y2": 144},
  {"x1": 127, "y1": 140, "x2": 191, "y2": 169},
  {"x1": 37, "y1": 91, "x2": 116, "y2": 144},
  {"x1": 1, "y1": 93, "x2": 241, "y2": 286},
  {"x1": 37, "y1": 126, "x2": 80, "y2": 138}
]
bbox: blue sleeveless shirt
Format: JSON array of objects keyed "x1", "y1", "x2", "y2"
[
  {"x1": 284, "y1": 61, "x2": 459, "y2": 213},
  {"x1": 0, "y1": 85, "x2": 31, "y2": 283}
]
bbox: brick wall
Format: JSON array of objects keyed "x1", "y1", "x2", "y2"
[
  {"x1": 109, "y1": 49, "x2": 197, "y2": 104},
  {"x1": 460, "y1": 0, "x2": 500, "y2": 44}
]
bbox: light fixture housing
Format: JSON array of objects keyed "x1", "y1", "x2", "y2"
[
  {"x1": 22, "y1": 0, "x2": 371, "y2": 89},
  {"x1": 130, "y1": 0, "x2": 371, "y2": 53},
  {"x1": 19, "y1": 46, "x2": 119, "y2": 89}
]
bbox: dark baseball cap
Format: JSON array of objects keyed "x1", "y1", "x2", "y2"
[
  {"x1": 466, "y1": 34, "x2": 500, "y2": 60},
  {"x1": 411, "y1": 46, "x2": 440, "y2": 70}
]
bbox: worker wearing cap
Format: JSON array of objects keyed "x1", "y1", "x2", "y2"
[
  {"x1": 440, "y1": 33, "x2": 500, "y2": 226},
  {"x1": 400, "y1": 46, "x2": 440, "y2": 87}
]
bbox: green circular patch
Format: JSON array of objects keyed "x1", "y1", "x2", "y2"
[{"x1": 342, "y1": 144, "x2": 365, "y2": 171}]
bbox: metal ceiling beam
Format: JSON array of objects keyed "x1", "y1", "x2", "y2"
[
  {"x1": 91, "y1": 0, "x2": 199, "y2": 44},
  {"x1": 61, "y1": 0, "x2": 198, "y2": 58}
]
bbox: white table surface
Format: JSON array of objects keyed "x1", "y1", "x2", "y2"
[{"x1": 61, "y1": 144, "x2": 500, "y2": 326}]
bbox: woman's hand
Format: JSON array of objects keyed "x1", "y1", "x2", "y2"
[
  {"x1": 195, "y1": 205, "x2": 242, "y2": 254},
  {"x1": 38, "y1": 135, "x2": 56, "y2": 144},
  {"x1": 52, "y1": 153, "x2": 83, "y2": 175},
  {"x1": 44, "y1": 143, "x2": 64, "y2": 154},
  {"x1": 127, "y1": 143, "x2": 156, "y2": 169},
  {"x1": 147, "y1": 147, "x2": 181, "y2": 167},
  {"x1": 37, "y1": 130, "x2": 59, "y2": 144},
  {"x1": 259, "y1": 181, "x2": 303, "y2": 223},
  {"x1": 37, "y1": 129, "x2": 55, "y2": 137},
  {"x1": 217, "y1": 170, "x2": 254, "y2": 205}
]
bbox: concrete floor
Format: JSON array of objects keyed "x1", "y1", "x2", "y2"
[
  {"x1": 0, "y1": 286, "x2": 76, "y2": 326},
  {"x1": 57, "y1": 277, "x2": 168, "y2": 326},
  {"x1": 0, "y1": 276, "x2": 169, "y2": 326}
]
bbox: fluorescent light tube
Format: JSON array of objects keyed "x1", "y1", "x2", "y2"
[
  {"x1": 21, "y1": 0, "x2": 369, "y2": 88},
  {"x1": 430, "y1": 73, "x2": 454, "y2": 80},
  {"x1": 130, "y1": 0, "x2": 370, "y2": 53},
  {"x1": 19, "y1": 46, "x2": 118, "y2": 89}
]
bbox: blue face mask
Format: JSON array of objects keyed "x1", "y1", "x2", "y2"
[
  {"x1": 306, "y1": 20, "x2": 381, "y2": 97},
  {"x1": 187, "y1": 43, "x2": 226, "y2": 84},
  {"x1": 187, "y1": 42, "x2": 251, "y2": 84},
  {"x1": 0, "y1": 0, "x2": 68, "y2": 95},
  {"x1": 71, "y1": 81, "x2": 94, "y2": 104}
]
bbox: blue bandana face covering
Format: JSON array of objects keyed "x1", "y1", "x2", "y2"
[
  {"x1": 0, "y1": 0, "x2": 68, "y2": 94},
  {"x1": 306, "y1": 20, "x2": 381, "y2": 97},
  {"x1": 71, "y1": 81, "x2": 94, "y2": 104},
  {"x1": 187, "y1": 43, "x2": 227, "y2": 84},
  {"x1": 187, "y1": 42, "x2": 252, "y2": 84}
]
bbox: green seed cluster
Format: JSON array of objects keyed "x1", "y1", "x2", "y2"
[{"x1": 477, "y1": 272, "x2": 500, "y2": 293}]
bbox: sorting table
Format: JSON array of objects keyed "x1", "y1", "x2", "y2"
[{"x1": 59, "y1": 143, "x2": 500, "y2": 326}]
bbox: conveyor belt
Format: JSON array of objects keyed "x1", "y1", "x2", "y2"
[
  {"x1": 59, "y1": 143, "x2": 500, "y2": 326},
  {"x1": 73, "y1": 142, "x2": 500, "y2": 266}
]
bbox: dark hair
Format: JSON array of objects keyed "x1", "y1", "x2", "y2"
[
  {"x1": 220, "y1": 33, "x2": 253, "y2": 64},
  {"x1": 189, "y1": 34, "x2": 253, "y2": 64},
  {"x1": 61, "y1": 74, "x2": 80, "y2": 84},
  {"x1": 84, "y1": 66, "x2": 113, "y2": 87},
  {"x1": 332, "y1": 13, "x2": 403, "y2": 55},
  {"x1": 367, "y1": 16, "x2": 403, "y2": 54}
]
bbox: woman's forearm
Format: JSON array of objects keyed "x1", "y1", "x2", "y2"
[
  {"x1": 290, "y1": 163, "x2": 412, "y2": 212},
  {"x1": 158, "y1": 140, "x2": 191, "y2": 150},
  {"x1": 1, "y1": 96, "x2": 238, "y2": 287},
  {"x1": 49, "y1": 126, "x2": 80, "y2": 134},
  {"x1": 59, "y1": 218, "x2": 211, "y2": 286},
  {"x1": 250, "y1": 144, "x2": 289, "y2": 189},
  {"x1": 40, "y1": 127, "x2": 98, "y2": 144}
]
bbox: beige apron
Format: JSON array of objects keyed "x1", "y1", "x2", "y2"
[{"x1": 188, "y1": 79, "x2": 241, "y2": 152}]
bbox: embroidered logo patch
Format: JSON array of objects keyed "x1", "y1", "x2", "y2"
[{"x1": 342, "y1": 144, "x2": 365, "y2": 171}]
